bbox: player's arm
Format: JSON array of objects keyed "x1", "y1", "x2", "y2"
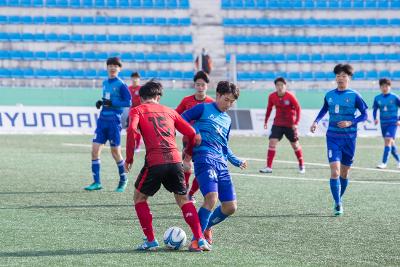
[
  {"x1": 181, "y1": 103, "x2": 204, "y2": 123},
  {"x1": 352, "y1": 94, "x2": 368, "y2": 124},
  {"x1": 105, "y1": 83, "x2": 132, "y2": 108},
  {"x1": 292, "y1": 94, "x2": 301, "y2": 128},
  {"x1": 174, "y1": 111, "x2": 197, "y2": 157},
  {"x1": 125, "y1": 108, "x2": 140, "y2": 172},
  {"x1": 175, "y1": 99, "x2": 185, "y2": 115},
  {"x1": 264, "y1": 94, "x2": 273, "y2": 129},
  {"x1": 225, "y1": 126, "x2": 247, "y2": 169},
  {"x1": 372, "y1": 98, "x2": 379, "y2": 125},
  {"x1": 310, "y1": 97, "x2": 328, "y2": 133}
]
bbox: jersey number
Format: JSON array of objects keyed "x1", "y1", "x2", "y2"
[{"x1": 148, "y1": 116, "x2": 171, "y2": 137}]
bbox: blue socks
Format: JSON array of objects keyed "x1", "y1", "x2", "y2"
[
  {"x1": 206, "y1": 206, "x2": 229, "y2": 229},
  {"x1": 391, "y1": 146, "x2": 400, "y2": 162},
  {"x1": 329, "y1": 178, "x2": 341, "y2": 205},
  {"x1": 198, "y1": 207, "x2": 212, "y2": 232},
  {"x1": 339, "y1": 177, "x2": 349, "y2": 197},
  {"x1": 92, "y1": 159, "x2": 101, "y2": 184},
  {"x1": 117, "y1": 160, "x2": 126, "y2": 183},
  {"x1": 382, "y1": 146, "x2": 390, "y2": 164}
]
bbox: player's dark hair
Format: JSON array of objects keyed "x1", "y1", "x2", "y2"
[
  {"x1": 333, "y1": 64, "x2": 354, "y2": 76},
  {"x1": 274, "y1": 77, "x2": 286, "y2": 85},
  {"x1": 216, "y1": 81, "x2": 240, "y2": 100},
  {"x1": 131, "y1": 72, "x2": 140, "y2": 78},
  {"x1": 379, "y1": 78, "x2": 391, "y2": 86},
  {"x1": 193, "y1": 70, "x2": 209, "y2": 83},
  {"x1": 106, "y1": 57, "x2": 122, "y2": 67},
  {"x1": 139, "y1": 79, "x2": 163, "y2": 100}
]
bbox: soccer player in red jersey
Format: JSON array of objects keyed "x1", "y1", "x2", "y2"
[
  {"x1": 128, "y1": 72, "x2": 142, "y2": 151},
  {"x1": 259, "y1": 77, "x2": 305, "y2": 174},
  {"x1": 125, "y1": 80, "x2": 211, "y2": 252},
  {"x1": 176, "y1": 71, "x2": 214, "y2": 201}
]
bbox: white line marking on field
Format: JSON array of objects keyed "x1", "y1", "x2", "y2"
[
  {"x1": 231, "y1": 173, "x2": 400, "y2": 185},
  {"x1": 244, "y1": 158, "x2": 400, "y2": 174}
]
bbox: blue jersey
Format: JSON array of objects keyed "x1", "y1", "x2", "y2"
[
  {"x1": 315, "y1": 89, "x2": 368, "y2": 138},
  {"x1": 373, "y1": 93, "x2": 400, "y2": 126},
  {"x1": 182, "y1": 103, "x2": 242, "y2": 167},
  {"x1": 99, "y1": 77, "x2": 131, "y2": 122}
]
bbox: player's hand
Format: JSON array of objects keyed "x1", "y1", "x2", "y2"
[
  {"x1": 102, "y1": 98, "x2": 112, "y2": 107},
  {"x1": 338, "y1": 120, "x2": 352, "y2": 128},
  {"x1": 239, "y1": 160, "x2": 248, "y2": 169},
  {"x1": 264, "y1": 123, "x2": 268, "y2": 129},
  {"x1": 397, "y1": 121, "x2": 400, "y2": 126},
  {"x1": 95, "y1": 100, "x2": 103, "y2": 109},
  {"x1": 182, "y1": 156, "x2": 192, "y2": 172},
  {"x1": 374, "y1": 119, "x2": 379, "y2": 125},
  {"x1": 194, "y1": 133, "x2": 202, "y2": 146},
  {"x1": 310, "y1": 122, "x2": 317, "y2": 133},
  {"x1": 292, "y1": 124, "x2": 298, "y2": 130},
  {"x1": 124, "y1": 162, "x2": 132, "y2": 173}
]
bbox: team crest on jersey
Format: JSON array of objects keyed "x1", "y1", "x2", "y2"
[
  {"x1": 284, "y1": 100, "x2": 290, "y2": 105},
  {"x1": 208, "y1": 114, "x2": 215, "y2": 119},
  {"x1": 345, "y1": 98, "x2": 350, "y2": 103},
  {"x1": 328, "y1": 97, "x2": 333, "y2": 103}
]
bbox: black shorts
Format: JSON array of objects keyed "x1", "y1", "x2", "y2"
[
  {"x1": 135, "y1": 163, "x2": 187, "y2": 196},
  {"x1": 269, "y1": 125, "x2": 299, "y2": 142}
]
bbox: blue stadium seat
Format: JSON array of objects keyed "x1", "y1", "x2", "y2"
[
  {"x1": 365, "y1": 0, "x2": 376, "y2": 8},
  {"x1": 70, "y1": 0, "x2": 81, "y2": 8},
  {"x1": 71, "y1": 34, "x2": 83, "y2": 42},
  {"x1": 120, "y1": 34, "x2": 132, "y2": 43},
  {"x1": 182, "y1": 71, "x2": 192, "y2": 80},
  {"x1": 72, "y1": 70, "x2": 85, "y2": 79},
  {"x1": 118, "y1": 0, "x2": 130, "y2": 8},
  {"x1": 97, "y1": 52, "x2": 108, "y2": 61},
  {"x1": 95, "y1": 34, "x2": 107, "y2": 43},
  {"x1": 143, "y1": 35, "x2": 156, "y2": 43},
  {"x1": 95, "y1": 0, "x2": 106, "y2": 8},
  {"x1": 375, "y1": 53, "x2": 386, "y2": 61},
  {"x1": 157, "y1": 35, "x2": 169, "y2": 44},
  {"x1": 95, "y1": 16, "x2": 107, "y2": 25},
  {"x1": 179, "y1": 0, "x2": 189, "y2": 8},
  {"x1": 33, "y1": 0, "x2": 44, "y2": 5},
  {"x1": 34, "y1": 51, "x2": 46, "y2": 60},
  {"x1": 22, "y1": 33, "x2": 34, "y2": 42},
  {"x1": 143, "y1": 17, "x2": 155, "y2": 25},
  {"x1": 20, "y1": 0, "x2": 31, "y2": 6},
  {"x1": 107, "y1": 16, "x2": 118, "y2": 25},
  {"x1": 23, "y1": 69, "x2": 34, "y2": 78},
  {"x1": 353, "y1": 71, "x2": 365, "y2": 80},
  {"x1": 71, "y1": 52, "x2": 83, "y2": 61},
  {"x1": 60, "y1": 69, "x2": 73, "y2": 79},
  {"x1": 35, "y1": 69, "x2": 48, "y2": 78},
  {"x1": 155, "y1": 17, "x2": 167, "y2": 25},
  {"x1": 155, "y1": 0, "x2": 165, "y2": 8},
  {"x1": 158, "y1": 70, "x2": 170, "y2": 79},
  {"x1": 83, "y1": 51, "x2": 96, "y2": 61},
  {"x1": 46, "y1": 16, "x2": 58, "y2": 24},
  {"x1": 70, "y1": 16, "x2": 81, "y2": 24},
  {"x1": 108, "y1": 34, "x2": 120, "y2": 43},
  {"x1": 83, "y1": 0, "x2": 94, "y2": 8},
  {"x1": 379, "y1": 70, "x2": 391, "y2": 78},
  {"x1": 119, "y1": 16, "x2": 131, "y2": 25},
  {"x1": 366, "y1": 70, "x2": 378, "y2": 80},
  {"x1": 179, "y1": 17, "x2": 191, "y2": 26},
  {"x1": 314, "y1": 72, "x2": 327, "y2": 80},
  {"x1": 166, "y1": 0, "x2": 178, "y2": 8},
  {"x1": 9, "y1": 16, "x2": 21, "y2": 24},
  {"x1": 82, "y1": 16, "x2": 94, "y2": 24},
  {"x1": 287, "y1": 72, "x2": 301, "y2": 81},
  {"x1": 21, "y1": 50, "x2": 33, "y2": 59},
  {"x1": 392, "y1": 71, "x2": 400, "y2": 80},
  {"x1": 168, "y1": 17, "x2": 179, "y2": 26},
  {"x1": 59, "y1": 51, "x2": 71, "y2": 60},
  {"x1": 47, "y1": 51, "x2": 58, "y2": 60},
  {"x1": 83, "y1": 34, "x2": 95, "y2": 43},
  {"x1": 387, "y1": 54, "x2": 400, "y2": 61},
  {"x1": 85, "y1": 69, "x2": 97, "y2": 79},
  {"x1": 302, "y1": 72, "x2": 314, "y2": 81}
]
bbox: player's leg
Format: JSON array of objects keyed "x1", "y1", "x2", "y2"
[
  {"x1": 388, "y1": 126, "x2": 400, "y2": 166},
  {"x1": 163, "y1": 163, "x2": 210, "y2": 252},
  {"x1": 260, "y1": 126, "x2": 282, "y2": 173},
  {"x1": 181, "y1": 136, "x2": 192, "y2": 189},
  {"x1": 109, "y1": 123, "x2": 128, "y2": 192},
  {"x1": 134, "y1": 165, "x2": 162, "y2": 250},
  {"x1": 85, "y1": 122, "x2": 106, "y2": 190},
  {"x1": 378, "y1": 137, "x2": 392, "y2": 168},
  {"x1": 286, "y1": 127, "x2": 304, "y2": 173},
  {"x1": 188, "y1": 178, "x2": 199, "y2": 202},
  {"x1": 339, "y1": 138, "x2": 355, "y2": 201},
  {"x1": 327, "y1": 137, "x2": 343, "y2": 215}
]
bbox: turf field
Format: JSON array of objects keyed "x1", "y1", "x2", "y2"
[{"x1": 1, "y1": 135, "x2": 399, "y2": 266}]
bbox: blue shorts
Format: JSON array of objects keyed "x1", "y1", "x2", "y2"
[
  {"x1": 194, "y1": 160, "x2": 236, "y2": 202},
  {"x1": 326, "y1": 136, "x2": 356, "y2": 166},
  {"x1": 93, "y1": 119, "x2": 122, "y2": 147},
  {"x1": 381, "y1": 124, "x2": 397, "y2": 139}
]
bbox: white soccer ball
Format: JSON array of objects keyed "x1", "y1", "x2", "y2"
[{"x1": 163, "y1": 226, "x2": 187, "y2": 250}]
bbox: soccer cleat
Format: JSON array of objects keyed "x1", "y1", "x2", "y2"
[
  {"x1": 333, "y1": 204, "x2": 343, "y2": 216},
  {"x1": 115, "y1": 180, "x2": 128, "y2": 192},
  {"x1": 189, "y1": 238, "x2": 211, "y2": 252},
  {"x1": 377, "y1": 163, "x2": 387, "y2": 169},
  {"x1": 84, "y1": 182, "x2": 103, "y2": 191},
  {"x1": 299, "y1": 166, "x2": 306, "y2": 174},
  {"x1": 259, "y1": 167, "x2": 272, "y2": 173},
  {"x1": 136, "y1": 239, "x2": 159, "y2": 251},
  {"x1": 204, "y1": 228, "x2": 213, "y2": 245}
]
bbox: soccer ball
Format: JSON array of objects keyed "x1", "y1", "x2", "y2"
[{"x1": 163, "y1": 226, "x2": 187, "y2": 250}]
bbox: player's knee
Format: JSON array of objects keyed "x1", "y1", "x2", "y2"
[
  {"x1": 221, "y1": 203, "x2": 237, "y2": 216},
  {"x1": 203, "y1": 194, "x2": 218, "y2": 210}
]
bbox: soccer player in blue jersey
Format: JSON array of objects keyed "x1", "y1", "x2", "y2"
[
  {"x1": 84, "y1": 57, "x2": 132, "y2": 192},
  {"x1": 373, "y1": 78, "x2": 400, "y2": 169},
  {"x1": 310, "y1": 64, "x2": 368, "y2": 216},
  {"x1": 182, "y1": 81, "x2": 248, "y2": 245}
]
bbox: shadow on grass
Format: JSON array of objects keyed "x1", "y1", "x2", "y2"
[
  {"x1": 0, "y1": 247, "x2": 188, "y2": 258},
  {"x1": 0, "y1": 203, "x2": 175, "y2": 210}
]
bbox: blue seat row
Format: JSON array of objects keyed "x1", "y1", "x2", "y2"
[
  {"x1": 0, "y1": 68, "x2": 194, "y2": 80},
  {"x1": 222, "y1": 0, "x2": 400, "y2": 9},
  {"x1": 237, "y1": 70, "x2": 400, "y2": 81},
  {"x1": 223, "y1": 18, "x2": 400, "y2": 27},
  {"x1": 225, "y1": 35, "x2": 400, "y2": 45},
  {"x1": 226, "y1": 53, "x2": 400, "y2": 62},
  {"x1": 0, "y1": 32, "x2": 193, "y2": 44},
  {"x1": 0, "y1": 0, "x2": 190, "y2": 9},
  {"x1": 0, "y1": 16, "x2": 191, "y2": 26},
  {"x1": 0, "y1": 50, "x2": 193, "y2": 62}
]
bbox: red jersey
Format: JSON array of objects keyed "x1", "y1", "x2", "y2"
[
  {"x1": 264, "y1": 91, "x2": 301, "y2": 127},
  {"x1": 175, "y1": 94, "x2": 214, "y2": 114},
  {"x1": 128, "y1": 85, "x2": 141, "y2": 107},
  {"x1": 126, "y1": 103, "x2": 196, "y2": 167}
]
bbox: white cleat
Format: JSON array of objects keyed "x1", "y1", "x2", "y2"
[
  {"x1": 299, "y1": 166, "x2": 306, "y2": 174},
  {"x1": 377, "y1": 163, "x2": 387, "y2": 169},
  {"x1": 259, "y1": 167, "x2": 273, "y2": 173}
]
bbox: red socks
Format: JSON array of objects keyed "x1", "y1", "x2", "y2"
[
  {"x1": 188, "y1": 178, "x2": 199, "y2": 196},
  {"x1": 295, "y1": 148, "x2": 304, "y2": 166},
  {"x1": 181, "y1": 202, "x2": 203, "y2": 240},
  {"x1": 134, "y1": 201, "x2": 155, "y2": 242},
  {"x1": 267, "y1": 149, "x2": 276, "y2": 168}
]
